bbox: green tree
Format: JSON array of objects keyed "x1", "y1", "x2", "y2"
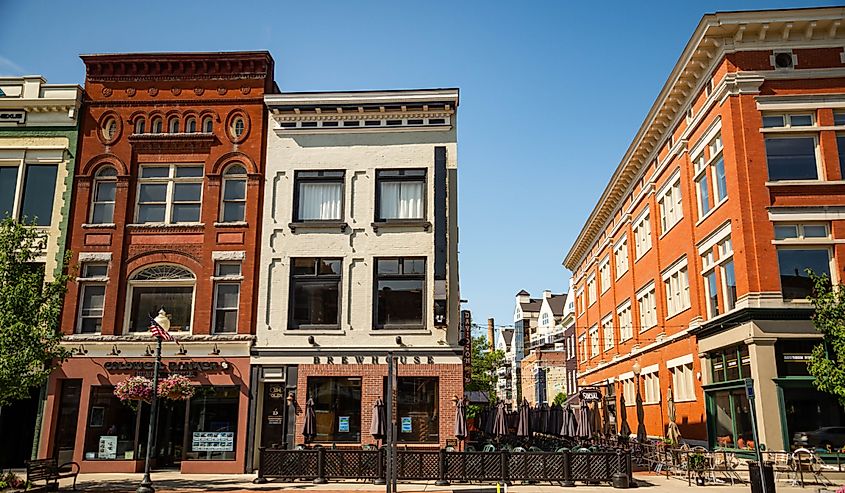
[
  {"x1": 0, "y1": 218, "x2": 70, "y2": 406},
  {"x1": 553, "y1": 392, "x2": 567, "y2": 406},
  {"x1": 466, "y1": 336, "x2": 505, "y2": 396},
  {"x1": 807, "y1": 273, "x2": 845, "y2": 407}
]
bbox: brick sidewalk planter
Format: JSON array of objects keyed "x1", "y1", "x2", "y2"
[{"x1": 255, "y1": 448, "x2": 633, "y2": 487}]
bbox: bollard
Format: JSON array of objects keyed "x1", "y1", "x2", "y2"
[
  {"x1": 374, "y1": 447, "x2": 386, "y2": 485},
  {"x1": 561, "y1": 449, "x2": 575, "y2": 487},
  {"x1": 435, "y1": 448, "x2": 450, "y2": 486},
  {"x1": 253, "y1": 447, "x2": 268, "y2": 484},
  {"x1": 313, "y1": 447, "x2": 328, "y2": 484}
]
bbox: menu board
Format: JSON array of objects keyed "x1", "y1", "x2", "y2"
[
  {"x1": 192, "y1": 431, "x2": 234, "y2": 452},
  {"x1": 98, "y1": 436, "x2": 117, "y2": 459}
]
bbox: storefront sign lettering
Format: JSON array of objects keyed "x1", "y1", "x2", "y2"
[
  {"x1": 104, "y1": 360, "x2": 229, "y2": 377},
  {"x1": 580, "y1": 388, "x2": 602, "y2": 401},
  {"x1": 461, "y1": 310, "x2": 472, "y2": 385},
  {"x1": 0, "y1": 110, "x2": 25, "y2": 124},
  {"x1": 312, "y1": 355, "x2": 435, "y2": 365}
]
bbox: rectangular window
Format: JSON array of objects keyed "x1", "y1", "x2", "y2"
[
  {"x1": 91, "y1": 174, "x2": 116, "y2": 224},
  {"x1": 78, "y1": 284, "x2": 106, "y2": 334},
  {"x1": 704, "y1": 270, "x2": 719, "y2": 318},
  {"x1": 765, "y1": 137, "x2": 818, "y2": 181},
  {"x1": 213, "y1": 262, "x2": 241, "y2": 334},
  {"x1": 375, "y1": 257, "x2": 425, "y2": 328},
  {"x1": 83, "y1": 386, "x2": 140, "y2": 460},
  {"x1": 221, "y1": 171, "x2": 247, "y2": 222},
  {"x1": 671, "y1": 363, "x2": 695, "y2": 402},
  {"x1": 602, "y1": 316, "x2": 614, "y2": 352},
  {"x1": 587, "y1": 275, "x2": 596, "y2": 306},
  {"x1": 643, "y1": 371, "x2": 660, "y2": 404},
  {"x1": 617, "y1": 301, "x2": 633, "y2": 342},
  {"x1": 20, "y1": 164, "x2": 58, "y2": 226},
  {"x1": 777, "y1": 248, "x2": 831, "y2": 300},
  {"x1": 763, "y1": 113, "x2": 815, "y2": 128},
  {"x1": 589, "y1": 325, "x2": 599, "y2": 358},
  {"x1": 578, "y1": 334, "x2": 587, "y2": 363},
  {"x1": 308, "y1": 376, "x2": 361, "y2": 442},
  {"x1": 186, "y1": 386, "x2": 239, "y2": 460},
  {"x1": 0, "y1": 166, "x2": 18, "y2": 219},
  {"x1": 376, "y1": 169, "x2": 425, "y2": 220},
  {"x1": 722, "y1": 259, "x2": 737, "y2": 311},
  {"x1": 633, "y1": 210, "x2": 652, "y2": 259},
  {"x1": 53, "y1": 380, "x2": 82, "y2": 465},
  {"x1": 129, "y1": 286, "x2": 193, "y2": 332},
  {"x1": 637, "y1": 284, "x2": 657, "y2": 331},
  {"x1": 294, "y1": 171, "x2": 344, "y2": 221},
  {"x1": 696, "y1": 169, "x2": 712, "y2": 217},
  {"x1": 663, "y1": 262, "x2": 690, "y2": 317},
  {"x1": 599, "y1": 257, "x2": 610, "y2": 294},
  {"x1": 137, "y1": 164, "x2": 203, "y2": 224},
  {"x1": 621, "y1": 377, "x2": 636, "y2": 405},
  {"x1": 390, "y1": 377, "x2": 439, "y2": 443},
  {"x1": 658, "y1": 175, "x2": 683, "y2": 233},
  {"x1": 714, "y1": 157, "x2": 727, "y2": 202},
  {"x1": 290, "y1": 258, "x2": 341, "y2": 329},
  {"x1": 614, "y1": 237, "x2": 629, "y2": 277}
]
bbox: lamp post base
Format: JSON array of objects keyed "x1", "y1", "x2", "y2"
[{"x1": 136, "y1": 474, "x2": 155, "y2": 493}]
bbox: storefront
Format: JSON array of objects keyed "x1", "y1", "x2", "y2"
[
  {"x1": 251, "y1": 349, "x2": 463, "y2": 464},
  {"x1": 40, "y1": 355, "x2": 251, "y2": 474}
]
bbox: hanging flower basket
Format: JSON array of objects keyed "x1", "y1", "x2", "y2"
[
  {"x1": 158, "y1": 374, "x2": 195, "y2": 401},
  {"x1": 114, "y1": 376, "x2": 154, "y2": 405}
]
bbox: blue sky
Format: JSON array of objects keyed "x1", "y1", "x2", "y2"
[{"x1": 1, "y1": 0, "x2": 837, "y2": 331}]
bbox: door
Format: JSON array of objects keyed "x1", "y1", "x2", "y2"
[
  {"x1": 52, "y1": 380, "x2": 82, "y2": 465},
  {"x1": 260, "y1": 383, "x2": 287, "y2": 449},
  {"x1": 0, "y1": 387, "x2": 41, "y2": 468},
  {"x1": 154, "y1": 400, "x2": 186, "y2": 469}
]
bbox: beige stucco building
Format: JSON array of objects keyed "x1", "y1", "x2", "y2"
[{"x1": 251, "y1": 89, "x2": 462, "y2": 458}]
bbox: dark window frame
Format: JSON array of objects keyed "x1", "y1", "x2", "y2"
[
  {"x1": 374, "y1": 169, "x2": 427, "y2": 222},
  {"x1": 288, "y1": 257, "x2": 342, "y2": 330},
  {"x1": 764, "y1": 135, "x2": 819, "y2": 181},
  {"x1": 383, "y1": 376, "x2": 440, "y2": 443},
  {"x1": 292, "y1": 170, "x2": 345, "y2": 223},
  {"x1": 374, "y1": 257, "x2": 426, "y2": 329}
]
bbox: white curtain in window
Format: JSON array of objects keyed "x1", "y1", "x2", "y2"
[
  {"x1": 380, "y1": 182, "x2": 422, "y2": 219},
  {"x1": 299, "y1": 183, "x2": 342, "y2": 220}
]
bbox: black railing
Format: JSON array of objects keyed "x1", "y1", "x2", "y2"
[{"x1": 257, "y1": 447, "x2": 632, "y2": 486}]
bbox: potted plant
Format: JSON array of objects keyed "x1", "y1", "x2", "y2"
[
  {"x1": 114, "y1": 376, "x2": 154, "y2": 409},
  {"x1": 0, "y1": 471, "x2": 30, "y2": 491},
  {"x1": 688, "y1": 452, "x2": 707, "y2": 486},
  {"x1": 157, "y1": 374, "x2": 195, "y2": 400}
]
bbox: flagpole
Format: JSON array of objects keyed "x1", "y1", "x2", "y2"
[{"x1": 138, "y1": 309, "x2": 169, "y2": 493}]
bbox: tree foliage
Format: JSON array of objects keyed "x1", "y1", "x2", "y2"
[
  {"x1": 553, "y1": 392, "x2": 567, "y2": 406},
  {"x1": 0, "y1": 218, "x2": 69, "y2": 405},
  {"x1": 807, "y1": 272, "x2": 845, "y2": 407},
  {"x1": 466, "y1": 336, "x2": 505, "y2": 396}
]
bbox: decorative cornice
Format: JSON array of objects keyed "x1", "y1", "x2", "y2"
[
  {"x1": 128, "y1": 132, "x2": 218, "y2": 152},
  {"x1": 81, "y1": 51, "x2": 274, "y2": 83},
  {"x1": 265, "y1": 88, "x2": 459, "y2": 108}
]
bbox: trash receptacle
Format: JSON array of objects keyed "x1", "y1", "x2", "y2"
[{"x1": 749, "y1": 461, "x2": 776, "y2": 493}]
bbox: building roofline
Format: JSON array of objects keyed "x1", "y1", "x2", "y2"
[
  {"x1": 563, "y1": 6, "x2": 845, "y2": 270},
  {"x1": 265, "y1": 88, "x2": 459, "y2": 107}
]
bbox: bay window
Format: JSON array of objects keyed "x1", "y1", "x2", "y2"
[
  {"x1": 136, "y1": 164, "x2": 204, "y2": 224},
  {"x1": 375, "y1": 257, "x2": 425, "y2": 328},
  {"x1": 294, "y1": 170, "x2": 343, "y2": 222},
  {"x1": 290, "y1": 258, "x2": 341, "y2": 329},
  {"x1": 376, "y1": 169, "x2": 425, "y2": 221}
]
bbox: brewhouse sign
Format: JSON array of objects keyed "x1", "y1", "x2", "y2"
[
  {"x1": 104, "y1": 360, "x2": 229, "y2": 377},
  {"x1": 312, "y1": 355, "x2": 435, "y2": 365},
  {"x1": 0, "y1": 110, "x2": 26, "y2": 124},
  {"x1": 461, "y1": 310, "x2": 472, "y2": 385}
]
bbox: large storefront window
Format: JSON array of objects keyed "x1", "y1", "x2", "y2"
[
  {"x1": 308, "y1": 377, "x2": 361, "y2": 442},
  {"x1": 387, "y1": 377, "x2": 439, "y2": 443},
  {"x1": 186, "y1": 386, "x2": 238, "y2": 460},
  {"x1": 83, "y1": 386, "x2": 140, "y2": 460},
  {"x1": 711, "y1": 389, "x2": 755, "y2": 449},
  {"x1": 783, "y1": 386, "x2": 845, "y2": 449},
  {"x1": 710, "y1": 345, "x2": 751, "y2": 383}
]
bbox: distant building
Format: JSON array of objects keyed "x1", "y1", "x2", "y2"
[{"x1": 494, "y1": 327, "x2": 515, "y2": 404}]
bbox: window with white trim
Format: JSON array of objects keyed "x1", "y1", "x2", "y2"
[
  {"x1": 77, "y1": 262, "x2": 109, "y2": 334},
  {"x1": 602, "y1": 315, "x2": 614, "y2": 352},
  {"x1": 617, "y1": 301, "x2": 633, "y2": 342},
  {"x1": 692, "y1": 132, "x2": 727, "y2": 220},
  {"x1": 637, "y1": 283, "x2": 657, "y2": 331},
  {"x1": 576, "y1": 288, "x2": 584, "y2": 316},
  {"x1": 633, "y1": 210, "x2": 652, "y2": 259},
  {"x1": 762, "y1": 112, "x2": 819, "y2": 181},
  {"x1": 127, "y1": 264, "x2": 195, "y2": 333},
  {"x1": 670, "y1": 362, "x2": 695, "y2": 402},
  {"x1": 621, "y1": 376, "x2": 636, "y2": 405},
  {"x1": 136, "y1": 164, "x2": 204, "y2": 224},
  {"x1": 599, "y1": 256, "x2": 610, "y2": 294},
  {"x1": 663, "y1": 259, "x2": 690, "y2": 318},
  {"x1": 614, "y1": 236, "x2": 629, "y2": 277},
  {"x1": 643, "y1": 369, "x2": 660, "y2": 404},
  {"x1": 702, "y1": 233, "x2": 736, "y2": 319},
  {"x1": 0, "y1": 153, "x2": 60, "y2": 226},
  {"x1": 658, "y1": 174, "x2": 683, "y2": 234},
  {"x1": 587, "y1": 274, "x2": 596, "y2": 307},
  {"x1": 589, "y1": 325, "x2": 599, "y2": 358},
  {"x1": 578, "y1": 333, "x2": 587, "y2": 363},
  {"x1": 90, "y1": 166, "x2": 117, "y2": 224},
  {"x1": 213, "y1": 261, "x2": 242, "y2": 333},
  {"x1": 220, "y1": 164, "x2": 247, "y2": 222},
  {"x1": 777, "y1": 238, "x2": 834, "y2": 301}
]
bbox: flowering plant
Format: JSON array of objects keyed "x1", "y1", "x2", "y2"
[
  {"x1": 158, "y1": 374, "x2": 195, "y2": 400},
  {"x1": 114, "y1": 376, "x2": 154, "y2": 405}
]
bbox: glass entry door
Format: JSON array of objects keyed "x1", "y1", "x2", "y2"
[{"x1": 154, "y1": 401, "x2": 186, "y2": 469}]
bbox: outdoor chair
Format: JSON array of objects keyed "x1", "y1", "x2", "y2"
[
  {"x1": 465, "y1": 445, "x2": 476, "y2": 452},
  {"x1": 529, "y1": 446, "x2": 543, "y2": 452},
  {"x1": 770, "y1": 451, "x2": 796, "y2": 485},
  {"x1": 512, "y1": 446, "x2": 526, "y2": 453},
  {"x1": 792, "y1": 448, "x2": 835, "y2": 487},
  {"x1": 711, "y1": 449, "x2": 743, "y2": 485},
  {"x1": 483, "y1": 444, "x2": 497, "y2": 452}
]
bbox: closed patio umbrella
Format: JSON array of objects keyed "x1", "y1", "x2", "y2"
[
  {"x1": 562, "y1": 404, "x2": 577, "y2": 438},
  {"x1": 576, "y1": 403, "x2": 591, "y2": 439},
  {"x1": 492, "y1": 401, "x2": 508, "y2": 438},
  {"x1": 636, "y1": 388, "x2": 647, "y2": 442},
  {"x1": 516, "y1": 399, "x2": 531, "y2": 438},
  {"x1": 618, "y1": 393, "x2": 632, "y2": 438},
  {"x1": 666, "y1": 387, "x2": 682, "y2": 445},
  {"x1": 455, "y1": 398, "x2": 468, "y2": 442},
  {"x1": 371, "y1": 397, "x2": 386, "y2": 445},
  {"x1": 303, "y1": 397, "x2": 317, "y2": 443},
  {"x1": 551, "y1": 404, "x2": 562, "y2": 437}
]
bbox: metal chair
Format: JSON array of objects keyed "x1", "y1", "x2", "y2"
[
  {"x1": 483, "y1": 443, "x2": 497, "y2": 453},
  {"x1": 770, "y1": 451, "x2": 795, "y2": 485},
  {"x1": 792, "y1": 448, "x2": 834, "y2": 487}
]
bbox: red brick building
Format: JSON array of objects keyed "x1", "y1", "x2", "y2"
[
  {"x1": 564, "y1": 7, "x2": 845, "y2": 451},
  {"x1": 38, "y1": 52, "x2": 274, "y2": 473}
]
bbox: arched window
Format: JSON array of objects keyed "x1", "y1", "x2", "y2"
[
  {"x1": 186, "y1": 117, "x2": 197, "y2": 133},
  {"x1": 135, "y1": 118, "x2": 145, "y2": 134},
  {"x1": 231, "y1": 117, "x2": 245, "y2": 138},
  {"x1": 151, "y1": 117, "x2": 163, "y2": 134},
  {"x1": 102, "y1": 117, "x2": 117, "y2": 141},
  {"x1": 127, "y1": 264, "x2": 195, "y2": 333},
  {"x1": 90, "y1": 166, "x2": 117, "y2": 224},
  {"x1": 221, "y1": 164, "x2": 247, "y2": 222},
  {"x1": 202, "y1": 116, "x2": 213, "y2": 133},
  {"x1": 168, "y1": 117, "x2": 180, "y2": 134}
]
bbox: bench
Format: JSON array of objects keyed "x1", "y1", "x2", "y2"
[{"x1": 26, "y1": 458, "x2": 80, "y2": 491}]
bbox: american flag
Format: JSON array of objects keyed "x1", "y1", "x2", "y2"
[{"x1": 149, "y1": 316, "x2": 174, "y2": 342}]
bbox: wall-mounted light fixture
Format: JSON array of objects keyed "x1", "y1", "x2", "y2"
[
  {"x1": 144, "y1": 345, "x2": 154, "y2": 357},
  {"x1": 72, "y1": 344, "x2": 88, "y2": 356},
  {"x1": 307, "y1": 336, "x2": 316, "y2": 346},
  {"x1": 209, "y1": 343, "x2": 221, "y2": 355},
  {"x1": 109, "y1": 345, "x2": 121, "y2": 356},
  {"x1": 395, "y1": 336, "x2": 403, "y2": 346},
  {"x1": 176, "y1": 344, "x2": 187, "y2": 355}
]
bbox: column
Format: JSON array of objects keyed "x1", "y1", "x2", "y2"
[{"x1": 746, "y1": 337, "x2": 783, "y2": 450}]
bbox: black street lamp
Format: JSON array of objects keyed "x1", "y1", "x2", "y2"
[{"x1": 137, "y1": 309, "x2": 170, "y2": 493}]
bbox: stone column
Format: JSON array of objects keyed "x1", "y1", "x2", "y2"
[{"x1": 746, "y1": 337, "x2": 783, "y2": 450}]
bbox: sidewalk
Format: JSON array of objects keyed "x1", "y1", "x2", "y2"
[{"x1": 60, "y1": 471, "x2": 844, "y2": 492}]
